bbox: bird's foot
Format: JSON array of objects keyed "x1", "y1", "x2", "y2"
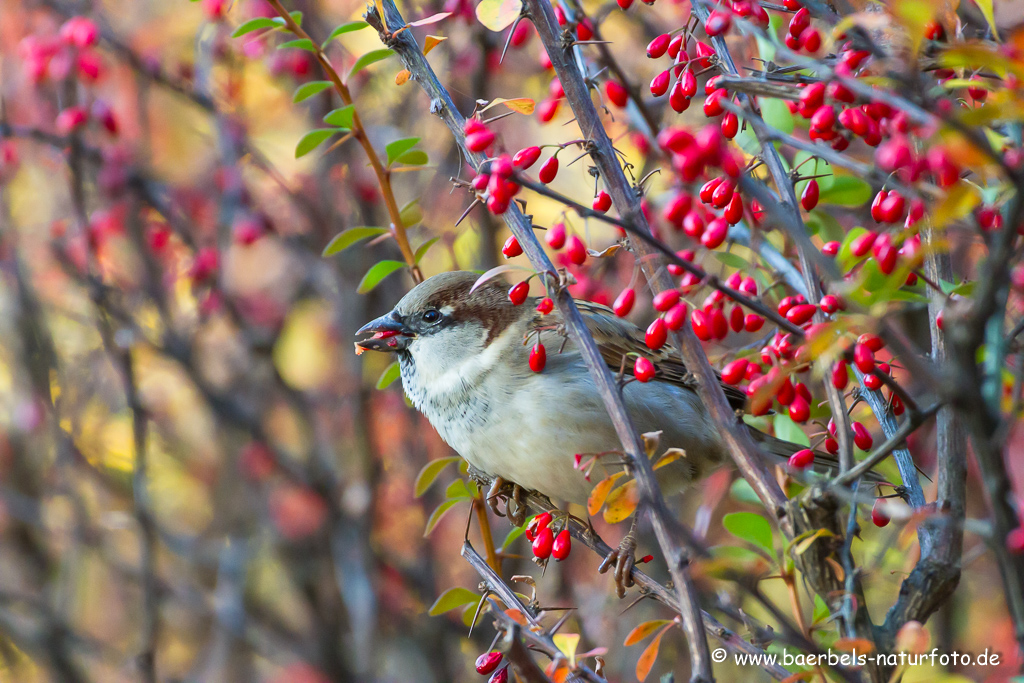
[
  {"x1": 485, "y1": 476, "x2": 528, "y2": 527},
  {"x1": 598, "y1": 531, "x2": 637, "y2": 599}
]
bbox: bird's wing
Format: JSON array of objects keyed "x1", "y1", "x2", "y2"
[{"x1": 529, "y1": 298, "x2": 748, "y2": 411}]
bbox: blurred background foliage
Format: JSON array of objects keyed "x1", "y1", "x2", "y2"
[{"x1": 0, "y1": 0, "x2": 1020, "y2": 682}]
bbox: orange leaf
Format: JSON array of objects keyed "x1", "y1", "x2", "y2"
[
  {"x1": 423, "y1": 35, "x2": 448, "y2": 54},
  {"x1": 482, "y1": 97, "x2": 536, "y2": 115},
  {"x1": 635, "y1": 625, "x2": 671, "y2": 682},
  {"x1": 624, "y1": 619, "x2": 672, "y2": 646},
  {"x1": 603, "y1": 480, "x2": 638, "y2": 524},
  {"x1": 395, "y1": 69, "x2": 411, "y2": 85},
  {"x1": 834, "y1": 637, "x2": 876, "y2": 654},
  {"x1": 587, "y1": 476, "x2": 615, "y2": 517},
  {"x1": 504, "y1": 608, "x2": 528, "y2": 625}
]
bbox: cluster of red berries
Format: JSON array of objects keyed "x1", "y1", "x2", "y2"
[
  {"x1": 19, "y1": 15, "x2": 104, "y2": 85},
  {"x1": 525, "y1": 512, "x2": 572, "y2": 561},
  {"x1": 474, "y1": 651, "x2": 507, "y2": 682},
  {"x1": 782, "y1": 7, "x2": 821, "y2": 53}
]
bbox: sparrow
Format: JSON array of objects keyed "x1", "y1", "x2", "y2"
[{"x1": 355, "y1": 271, "x2": 837, "y2": 591}]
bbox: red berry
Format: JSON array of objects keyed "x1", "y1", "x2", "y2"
[
  {"x1": 1008, "y1": 528, "x2": 1024, "y2": 554},
  {"x1": 647, "y1": 34, "x2": 671, "y2": 58},
  {"x1": 799, "y1": 27, "x2": 821, "y2": 52},
  {"x1": 634, "y1": 356, "x2": 656, "y2": 382},
  {"x1": 476, "y1": 652, "x2": 503, "y2": 675},
  {"x1": 529, "y1": 343, "x2": 546, "y2": 372},
  {"x1": 56, "y1": 107, "x2": 88, "y2": 135},
  {"x1": 537, "y1": 98, "x2": 560, "y2": 122},
  {"x1": 820, "y1": 294, "x2": 841, "y2": 314},
  {"x1": 669, "y1": 81, "x2": 692, "y2": 113},
  {"x1": 786, "y1": 303, "x2": 818, "y2": 325},
  {"x1": 465, "y1": 129, "x2": 495, "y2": 153},
  {"x1": 722, "y1": 358, "x2": 749, "y2": 385},
  {"x1": 605, "y1": 80, "x2": 629, "y2": 108},
  {"x1": 744, "y1": 313, "x2": 764, "y2": 332},
  {"x1": 650, "y1": 70, "x2": 670, "y2": 97},
  {"x1": 853, "y1": 343, "x2": 875, "y2": 373},
  {"x1": 729, "y1": 304, "x2": 744, "y2": 332},
  {"x1": 646, "y1": 317, "x2": 668, "y2": 350},
  {"x1": 822, "y1": 241, "x2": 840, "y2": 257},
  {"x1": 853, "y1": 422, "x2": 873, "y2": 451},
  {"x1": 536, "y1": 297, "x2": 554, "y2": 314},
  {"x1": 614, "y1": 287, "x2": 637, "y2": 317},
  {"x1": 502, "y1": 235, "x2": 523, "y2": 258},
  {"x1": 546, "y1": 221, "x2": 566, "y2": 249},
  {"x1": 593, "y1": 190, "x2": 612, "y2": 213},
  {"x1": 851, "y1": 231, "x2": 877, "y2": 257},
  {"x1": 863, "y1": 373, "x2": 882, "y2": 390},
  {"x1": 532, "y1": 526, "x2": 554, "y2": 558},
  {"x1": 832, "y1": 362, "x2": 849, "y2": 390},
  {"x1": 664, "y1": 302, "x2": 689, "y2": 330},
  {"x1": 552, "y1": 529, "x2": 571, "y2": 560},
  {"x1": 701, "y1": 217, "x2": 728, "y2": 249},
  {"x1": 679, "y1": 70, "x2": 697, "y2": 98},
  {"x1": 788, "y1": 448, "x2": 814, "y2": 470},
  {"x1": 705, "y1": 9, "x2": 732, "y2": 36},
  {"x1": 871, "y1": 498, "x2": 890, "y2": 527},
  {"x1": 788, "y1": 7, "x2": 810, "y2": 36},
  {"x1": 936, "y1": 309, "x2": 945, "y2": 331},
  {"x1": 858, "y1": 333, "x2": 884, "y2": 351},
  {"x1": 691, "y1": 309, "x2": 712, "y2": 340},
  {"x1": 653, "y1": 289, "x2": 680, "y2": 312},
  {"x1": 703, "y1": 89, "x2": 727, "y2": 117},
  {"x1": 513, "y1": 146, "x2": 542, "y2": 170},
  {"x1": 576, "y1": 19, "x2": 593, "y2": 41},
  {"x1": 489, "y1": 667, "x2": 509, "y2": 683},
  {"x1": 788, "y1": 395, "x2": 810, "y2": 422},
  {"x1": 566, "y1": 235, "x2": 587, "y2": 265},
  {"x1": 508, "y1": 281, "x2": 529, "y2": 305},
  {"x1": 800, "y1": 180, "x2": 819, "y2": 211}
]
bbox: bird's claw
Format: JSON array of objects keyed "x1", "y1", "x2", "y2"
[
  {"x1": 598, "y1": 532, "x2": 637, "y2": 598},
  {"x1": 485, "y1": 477, "x2": 527, "y2": 527}
]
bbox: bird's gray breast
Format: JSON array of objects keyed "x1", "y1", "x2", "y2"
[{"x1": 397, "y1": 353, "x2": 497, "y2": 447}]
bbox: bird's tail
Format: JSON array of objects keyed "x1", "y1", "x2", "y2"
[{"x1": 748, "y1": 427, "x2": 889, "y2": 484}]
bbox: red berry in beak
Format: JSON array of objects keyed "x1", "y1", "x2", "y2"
[{"x1": 536, "y1": 297, "x2": 554, "y2": 315}]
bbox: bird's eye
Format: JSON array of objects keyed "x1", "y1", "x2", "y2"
[{"x1": 422, "y1": 309, "x2": 441, "y2": 323}]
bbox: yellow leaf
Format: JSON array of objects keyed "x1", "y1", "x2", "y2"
[
  {"x1": 553, "y1": 634, "x2": 579, "y2": 668},
  {"x1": 603, "y1": 481, "x2": 638, "y2": 524},
  {"x1": 793, "y1": 528, "x2": 834, "y2": 555},
  {"x1": 475, "y1": 0, "x2": 522, "y2": 32},
  {"x1": 893, "y1": 0, "x2": 934, "y2": 56},
  {"x1": 587, "y1": 476, "x2": 615, "y2": 517},
  {"x1": 395, "y1": 69, "x2": 411, "y2": 85},
  {"x1": 932, "y1": 180, "x2": 981, "y2": 228},
  {"x1": 635, "y1": 625, "x2": 671, "y2": 682},
  {"x1": 973, "y1": 0, "x2": 999, "y2": 40},
  {"x1": 423, "y1": 35, "x2": 447, "y2": 55},
  {"x1": 482, "y1": 97, "x2": 536, "y2": 115},
  {"x1": 654, "y1": 448, "x2": 685, "y2": 470},
  {"x1": 624, "y1": 620, "x2": 672, "y2": 646}
]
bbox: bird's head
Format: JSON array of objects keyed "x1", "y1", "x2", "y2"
[{"x1": 355, "y1": 271, "x2": 525, "y2": 363}]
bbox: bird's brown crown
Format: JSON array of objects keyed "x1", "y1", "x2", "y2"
[{"x1": 395, "y1": 270, "x2": 524, "y2": 344}]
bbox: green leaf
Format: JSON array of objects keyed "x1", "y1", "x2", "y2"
[
  {"x1": 812, "y1": 595, "x2": 830, "y2": 624},
  {"x1": 396, "y1": 149, "x2": 429, "y2": 166},
  {"x1": 376, "y1": 361, "x2": 401, "y2": 390},
  {"x1": 279, "y1": 38, "x2": 317, "y2": 51},
  {"x1": 400, "y1": 199, "x2": 423, "y2": 227},
  {"x1": 712, "y1": 251, "x2": 749, "y2": 269},
  {"x1": 793, "y1": 151, "x2": 833, "y2": 192},
  {"x1": 414, "y1": 456, "x2": 461, "y2": 497},
  {"x1": 232, "y1": 17, "x2": 278, "y2": 37},
  {"x1": 424, "y1": 499, "x2": 462, "y2": 536},
  {"x1": 428, "y1": 587, "x2": 479, "y2": 615},
  {"x1": 295, "y1": 129, "x2": 338, "y2": 158},
  {"x1": 502, "y1": 521, "x2": 529, "y2": 550},
  {"x1": 357, "y1": 260, "x2": 407, "y2": 293},
  {"x1": 774, "y1": 413, "x2": 811, "y2": 448},
  {"x1": 818, "y1": 176, "x2": 872, "y2": 207},
  {"x1": 837, "y1": 226, "x2": 870, "y2": 272},
  {"x1": 348, "y1": 49, "x2": 394, "y2": 80},
  {"x1": 293, "y1": 80, "x2": 333, "y2": 103},
  {"x1": 322, "y1": 226, "x2": 387, "y2": 256},
  {"x1": 729, "y1": 478, "x2": 761, "y2": 505},
  {"x1": 323, "y1": 105, "x2": 355, "y2": 129},
  {"x1": 322, "y1": 20, "x2": 370, "y2": 47},
  {"x1": 973, "y1": 0, "x2": 999, "y2": 39},
  {"x1": 386, "y1": 137, "x2": 421, "y2": 166},
  {"x1": 722, "y1": 511, "x2": 774, "y2": 555},
  {"x1": 761, "y1": 97, "x2": 794, "y2": 135},
  {"x1": 805, "y1": 210, "x2": 844, "y2": 243},
  {"x1": 445, "y1": 478, "x2": 471, "y2": 500},
  {"x1": 414, "y1": 237, "x2": 440, "y2": 263}
]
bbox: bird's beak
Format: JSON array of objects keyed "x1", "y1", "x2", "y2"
[{"x1": 355, "y1": 311, "x2": 414, "y2": 353}]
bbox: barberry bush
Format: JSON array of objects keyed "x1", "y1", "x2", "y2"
[{"x1": 0, "y1": 0, "x2": 1022, "y2": 681}]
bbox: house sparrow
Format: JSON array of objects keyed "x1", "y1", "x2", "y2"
[{"x1": 356, "y1": 271, "x2": 837, "y2": 590}]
